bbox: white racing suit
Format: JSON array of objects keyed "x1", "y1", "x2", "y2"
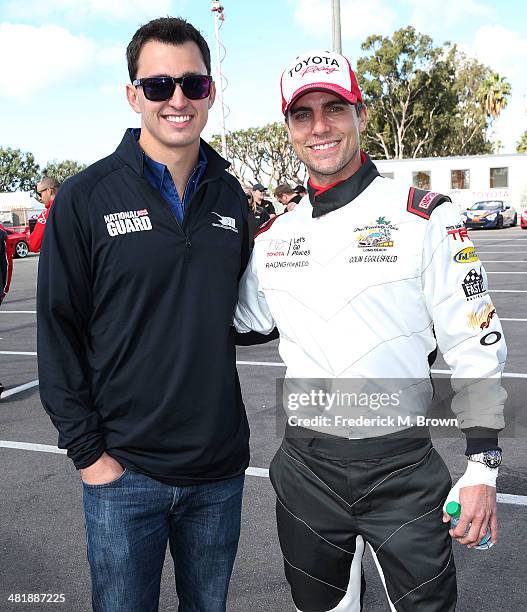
[{"x1": 235, "y1": 156, "x2": 506, "y2": 612}]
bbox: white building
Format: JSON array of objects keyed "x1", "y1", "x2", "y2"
[
  {"x1": 373, "y1": 153, "x2": 527, "y2": 214},
  {"x1": 0, "y1": 192, "x2": 43, "y2": 226}
]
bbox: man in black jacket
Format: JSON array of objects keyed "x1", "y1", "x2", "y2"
[
  {"x1": 38, "y1": 17, "x2": 249, "y2": 612},
  {"x1": 252, "y1": 182, "x2": 276, "y2": 217}
]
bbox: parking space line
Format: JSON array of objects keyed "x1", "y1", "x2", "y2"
[
  {"x1": 237, "y1": 360, "x2": 285, "y2": 367},
  {"x1": 0, "y1": 441, "x2": 67, "y2": 454},
  {"x1": 501, "y1": 318, "x2": 527, "y2": 322},
  {"x1": 487, "y1": 272, "x2": 527, "y2": 274},
  {"x1": 1, "y1": 380, "x2": 39, "y2": 398},
  {"x1": 489, "y1": 290, "x2": 527, "y2": 293},
  {"x1": 0, "y1": 440, "x2": 525, "y2": 505},
  {"x1": 0, "y1": 351, "x2": 37, "y2": 356},
  {"x1": 236, "y1": 361, "x2": 527, "y2": 378},
  {"x1": 481, "y1": 260, "x2": 527, "y2": 263},
  {"x1": 430, "y1": 369, "x2": 527, "y2": 378},
  {"x1": 0, "y1": 311, "x2": 37, "y2": 314},
  {"x1": 246, "y1": 467, "x2": 270, "y2": 478},
  {"x1": 497, "y1": 494, "x2": 527, "y2": 506},
  {"x1": 477, "y1": 251, "x2": 527, "y2": 253}
]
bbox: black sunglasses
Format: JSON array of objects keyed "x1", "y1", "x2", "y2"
[{"x1": 132, "y1": 75, "x2": 213, "y2": 101}]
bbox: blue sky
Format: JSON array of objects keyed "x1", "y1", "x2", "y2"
[{"x1": 0, "y1": 0, "x2": 526, "y2": 166}]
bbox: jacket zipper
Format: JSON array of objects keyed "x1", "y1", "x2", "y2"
[{"x1": 139, "y1": 153, "x2": 220, "y2": 264}]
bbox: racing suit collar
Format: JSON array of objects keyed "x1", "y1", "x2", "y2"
[
  {"x1": 307, "y1": 152, "x2": 380, "y2": 218},
  {"x1": 114, "y1": 129, "x2": 230, "y2": 180}
]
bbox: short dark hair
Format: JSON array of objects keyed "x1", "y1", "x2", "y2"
[
  {"x1": 126, "y1": 17, "x2": 211, "y2": 81},
  {"x1": 274, "y1": 183, "x2": 295, "y2": 199},
  {"x1": 38, "y1": 176, "x2": 60, "y2": 190}
]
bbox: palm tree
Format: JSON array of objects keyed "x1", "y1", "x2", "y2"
[
  {"x1": 480, "y1": 72, "x2": 512, "y2": 120},
  {"x1": 517, "y1": 130, "x2": 527, "y2": 153}
]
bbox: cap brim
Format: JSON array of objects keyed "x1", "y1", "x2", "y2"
[{"x1": 284, "y1": 83, "x2": 358, "y2": 114}]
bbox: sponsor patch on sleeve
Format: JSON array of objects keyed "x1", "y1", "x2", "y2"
[
  {"x1": 462, "y1": 267, "x2": 486, "y2": 300},
  {"x1": 453, "y1": 246, "x2": 478, "y2": 263},
  {"x1": 406, "y1": 187, "x2": 451, "y2": 220}
]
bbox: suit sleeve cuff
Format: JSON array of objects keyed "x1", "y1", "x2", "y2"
[{"x1": 463, "y1": 427, "x2": 500, "y2": 455}]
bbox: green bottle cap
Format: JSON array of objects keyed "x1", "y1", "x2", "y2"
[{"x1": 446, "y1": 501, "x2": 461, "y2": 518}]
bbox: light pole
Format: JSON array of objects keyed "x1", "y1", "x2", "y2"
[
  {"x1": 332, "y1": 0, "x2": 342, "y2": 54},
  {"x1": 211, "y1": 1, "x2": 228, "y2": 159}
]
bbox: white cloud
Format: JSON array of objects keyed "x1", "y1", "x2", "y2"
[
  {"x1": 461, "y1": 25, "x2": 527, "y2": 153},
  {"x1": 493, "y1": 96, "x2": 527, "y2": 153},
  {"x1": 96, "y1": 44, "x2": 126, "y2": 69},
  {"x1": 404, "y1": 0, "x2": 493, "y2": 35},
  {"x1": 3, "y1": 0, "x2": 174, "y2": 22},
  {"x1": 0, "y1": 23, "x2": 129, "y2": 100},
  {"x1": 462, "y1": 25, "x2": 527, "y2": 82},
  {"x1": 0, "y1": 23, "x2": 95, "y2": 99},
  {"x1": 289, "y1": 0, "x2": 397, "y2": 44}
]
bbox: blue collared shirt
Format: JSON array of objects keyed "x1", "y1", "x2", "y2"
[{"x1": 131, "y1": 128, "x2": 207, "y2": 225}]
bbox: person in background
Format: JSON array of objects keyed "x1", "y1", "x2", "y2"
[
  {"x1": 0, "y1": 226, "x2": 13, "y2": 305},
  {"x1": 252, "y1": 182, "x2": 276, "y2": 217},
  {"x1": 245, "y1": 187, "x2": 270, "y2": 246},
  {"x1": 0, "y1": 225, "x2": 14, "y2": 397},
  {"x1": 294, "y1": 184, "x2": 307, "y2": 198},
  {"x1": 274, "y1": 183, "x2": 302, "y2": 213},
  {"x1": 29, "y1": 176, "x2": 60, "y2": 253}
]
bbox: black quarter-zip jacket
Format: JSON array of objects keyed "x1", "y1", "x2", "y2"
[{"x1": 37, "y1": 130, "x2": 250, "y2": 484}]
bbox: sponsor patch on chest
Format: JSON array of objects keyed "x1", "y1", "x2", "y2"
[
  {"x1": 264, "y1": 236, "x2": 311, "y2": 268},
  {"x1": 104, "y1": 209, "x2": 152, "y2": 237},
  {"x1": 212, "y1": 212, "x2": 238, "y2": 233},
  {"x1": 354, "y1": 217, "x2": 399, "y2": 250}
]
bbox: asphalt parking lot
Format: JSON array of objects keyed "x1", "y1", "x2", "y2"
[{"x1": 1, "y1": 226, "x2": 526, "y2": 611}]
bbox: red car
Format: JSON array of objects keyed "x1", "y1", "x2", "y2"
[
  {"x1": 0, "y1": 224, "x2": 30, "y2": 258},
  {"x1": 521, "y1": 209, "x2": 527, "y2": 229}
]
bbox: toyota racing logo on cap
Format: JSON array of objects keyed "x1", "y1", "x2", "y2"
[{"x1": 280, "y1": 49, "x2": 363, "y2": 114}]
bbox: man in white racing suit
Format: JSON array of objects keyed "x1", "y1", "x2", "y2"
[{"x1": 235, "y1": 50, "x2": 506, "y2": 611}]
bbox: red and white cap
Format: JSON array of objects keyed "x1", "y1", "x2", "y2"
[{"x1": 280, "y1": 49, "x2": 363, "y2": 115}]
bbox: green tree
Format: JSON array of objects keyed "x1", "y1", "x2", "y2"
[
  {"x1": 480, "y1": 72, "x2": 511, "y2": 120},
  {"x1": 438, "y1": 51, "x2": 494, "y2": 156},
  {"x1": 0, "y1": 147, "x2": 40, "y2": 191},
  {"x1": 517, "y1": 131, "x2": 527, "y2": 153},
  {"x1": 210, "y1": 122, "x2": 305, "y2": 187},
  {"x1": 356, "y1": 26, "x2": 510, "y2": 158},
  {"x1": 43, "y1": 159, "x2": 87, "y2": 184}
]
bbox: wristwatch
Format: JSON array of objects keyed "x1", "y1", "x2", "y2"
[{"x1": 467, "y1": 449, "x2": 503, "y2": 469}]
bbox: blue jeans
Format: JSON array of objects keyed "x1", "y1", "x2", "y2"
[{"x1": 82, "y1": 469, "x2": 244, "y2": 612}]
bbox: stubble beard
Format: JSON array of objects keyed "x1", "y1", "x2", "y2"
[{"x1": 300, "y1": 145, "x2": 360, "y2": 185}]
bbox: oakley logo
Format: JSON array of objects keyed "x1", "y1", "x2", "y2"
[{"x1": 480, "y1": 331, "x2": 502, "y2": 346}]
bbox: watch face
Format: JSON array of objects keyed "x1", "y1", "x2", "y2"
[{"x1": 484, "y1": 450, "x2": 502, "y2": 468}]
